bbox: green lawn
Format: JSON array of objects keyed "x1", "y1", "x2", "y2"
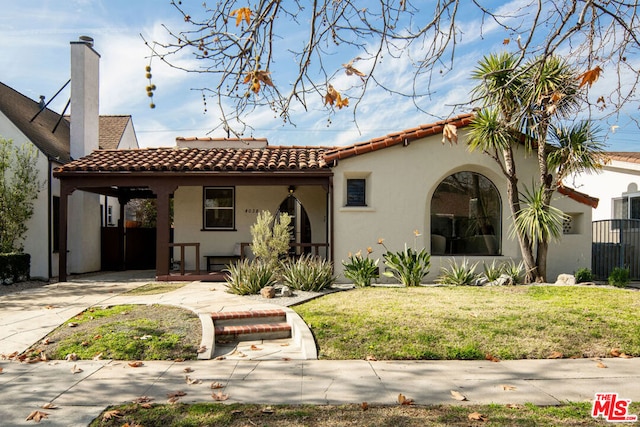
[
  {"x1": 90, "y1": 402, "x2": 640, "y2": 426},
  {"x1": 293, "y1": 285, "x2": 640, "y2": 360}
]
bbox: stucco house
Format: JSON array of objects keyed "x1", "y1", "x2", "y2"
[
  {"x1": 572, "y1": 152, "x2": 640, "y2": 279},
  {"x1": 0, "y1": 37, "x2": 139, "y2": 279},
  {"x1": 54, "y1": 114, "x2": 597, "y2": 283}
]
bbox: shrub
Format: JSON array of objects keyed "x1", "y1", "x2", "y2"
[
  {"x1": 608, "y1": 267, "x2": 630, "y2": 288},
  {"x1": 342, "y1": 249, "x2": 379, "y2": 287},
  {"x1": 503, "y1": 260, "x2": 524, "y2": 285},
  {"x1": 224, "y1": 259, "x2": 277, "y2": 295},
  {"x1": 281, "y1": 255, "x2": 335, "y2": 292},
  {"x1": 437, "y1": 258, "x2": 480, "y2": 286},
  {"x1": 574, "y1": 267, "x2": 593, "y2": 283},
  {"x1": 382, "y1": 244, "x2": 431, "y2": 287},
  {"x1": 250, "y1": 210, "x2": 292, "y2": 272},
  {"x1": 482, "y1": 259, "x2": 504, "y2": 282},
  {"x1": 0, "y1": 252, "x2": 30, "y2": 284}
]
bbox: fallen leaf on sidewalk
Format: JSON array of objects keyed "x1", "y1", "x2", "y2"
[
  {"x1": 214, "y1": 356, "x2": 226, "y2": 360},
  {"x1": 41, "y1": 403, "x2": 57, "y2": 409},
  {"x1": 185, "y1": 375, "x2": 202, "y2": 385},
  {"x1": 468, "y1": 411, "x2": 488, "y2": 421},
  {"x1": 25, "y1": 410, "x2": 49, "y2": 422},
  {"x1": 167, "y1": 391, "x2": 186, "y2": 398},
  {"x1": 365, "y1": 355, "x2": 377, "y2": 361},
  {"x1": 548, "y1": 351, "x2": 563, "y2": 359},
  {"x1": 250, "y1": 344, "x2": 261, "y2": 351},
  {"x1": 210, "y1": 382, "x2": 224, "y2": 389},
  {"x1": 70, "y1": 364, "x2": 83, "y2": 374},
  {"x1": 174, "y1": 358, "x2": 185, "y2": 362},
  {"x1": 485, "y1": 353, "x2": 500, "y2": 362},
  {"x1": 501, "y1": 384, "x2": 517, "y2": 391},
  {"x1": 183, "y1": 367, "x2": 193, "y2": 373},
  {"x1": 128, "y1": 361, "x2": 144, "y2": 367},
  {"x1": 398, "y1": 393, "x2": 414, "y2": 405},
  {"x1": 212, "y1": 391, "x2": 229, "y2": 401},
  {"x1": 450, "y1": 390, "x2": 468, "y2": 401},
  {"x1": 0, "y1": 367, "x2": 3, "y2": 374},
  {"x1": 596, "y1": 361, "x2": 607, "y2": 368},
  {"x1": 132, "y1": 396, "x2": 153, "y2": 404},
  {"x1": 65, "y1": 353, "x2": 77, "y2": 361}
]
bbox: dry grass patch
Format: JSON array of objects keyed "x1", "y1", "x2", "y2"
[{"x1": 294, "y1": 285, "x2": 640, "y2": 360}]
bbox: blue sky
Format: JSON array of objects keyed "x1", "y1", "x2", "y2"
[{"x1": 1, "y1": 1, "x2": 637, "y2": 151}]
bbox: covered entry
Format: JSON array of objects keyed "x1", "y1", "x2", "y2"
[{"x1": 53, "y1": 145, "x2": 333, "y2": 281}]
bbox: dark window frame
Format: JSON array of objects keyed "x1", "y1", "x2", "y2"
[
  {"x1": 203, "y1": 187, "x2": 236, "y2": 230},
  {"x1": 346, "y1": 178, "x2": 367, "y2": 207}
]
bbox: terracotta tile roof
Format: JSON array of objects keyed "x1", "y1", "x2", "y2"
[
  {"x1": 99, "y1": 116, "x2": 133, "y2": 149},
  {"x1": 606, "y1": 152, "x2": 640, "y2": 164},
  {"x1": 55, "y1": 146, "x2": 332, "y2": 173},
  {"x1": 557, "y1": 185, "x2": 599, "y2": 209},
  {"x1": 322, "y1": 113, "x2": 475, "y2": 164}
]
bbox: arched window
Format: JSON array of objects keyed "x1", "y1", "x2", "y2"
[{"x1": 431, "y1": 171, "x2": 501, "y2": 255}]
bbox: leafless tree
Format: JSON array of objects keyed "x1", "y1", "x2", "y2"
[{"x1": 144, "y1": 0, "x2": 639, "y2": 136}]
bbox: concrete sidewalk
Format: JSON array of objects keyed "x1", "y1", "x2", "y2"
[
  {"x1": 1, "y1": 358, "x2": 639, "y2": 426},
  {"x1": 1, "y1": 272, "x2": 639, "y2": 426}
]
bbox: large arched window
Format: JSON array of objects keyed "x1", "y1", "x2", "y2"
[{"x1": 431, "y1": 171, "x2": 501, "y2": 255}]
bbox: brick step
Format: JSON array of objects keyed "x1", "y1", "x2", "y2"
[
  {"x1": 214, "y1": 322, "x2": 292, "y2": 342},
  {"x1": 211, "y1": 309, "x2": 287, "y2": 327}
]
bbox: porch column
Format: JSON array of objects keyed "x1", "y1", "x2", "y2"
[
  {"x1": 58, "y1": 183, "x2": 74, "y2": 282},
  {"x1": 150, "y1": 183, "x2": 176, "y2": 278},
  {"x1": 117, "y1": 196, "x2": 128, "y2": 270}
]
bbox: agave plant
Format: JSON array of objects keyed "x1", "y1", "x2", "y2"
[
  {"x1": 382, "y1": 244, "x2": 430, "y2": 287},
  {"x1": 437, "y1": 258, "x2": 480, "y2": 286},
  {"x1": 281, "y1": 254, "x2": 336, "y2": 292},
  {"x1": 224, "y1": 259, "x2": 277, "y2": 295}
]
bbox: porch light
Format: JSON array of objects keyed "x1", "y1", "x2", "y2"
[{"x1": 288, "y1": 185, "x2": 296, "y2": 195}]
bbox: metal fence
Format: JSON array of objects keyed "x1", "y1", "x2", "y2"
[{"x1": 592, "y1": 219, "x2": 640, "y2": 280}]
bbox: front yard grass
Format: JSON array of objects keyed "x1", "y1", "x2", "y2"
[
  {"x1": 90, "y1": 402, "x2": 640, "y2": 426},
  {"x1": 293, "y1": 285, "x2": 640, "y2": 360},
  {"x1": 25, "y1": 304, "x2": 200, "y2": 360}
]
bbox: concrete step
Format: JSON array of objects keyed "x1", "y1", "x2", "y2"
[
  {"x1": 211, "y1": 309, "x2": 287, "y2": 327},
  {"x1": 214, "y1": 322, "x2": 292, "y2": 342}
]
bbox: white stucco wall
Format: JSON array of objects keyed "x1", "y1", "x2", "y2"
[
  {"x1": 571, "y1": 161, "x2": 640, "y2": 221},
  {"x1": 331, "y1": 130, "x2": 592, "y2": 283},
  {"x1": 0, "y1": 111, "x2": 51, "y2": 279},
  {"x1": 173, "y1": 184, "x2": 328, "y2": 270},
  {"x1": 118, "y1": 119, "x2": 139, "y2": 149}
]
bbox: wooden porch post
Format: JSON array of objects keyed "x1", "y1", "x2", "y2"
[
  {"x1": 58, "y1": 183, "x2": 73, "y2": 282},
  {"x1": 150, "y1": 183, "x2": 176, "y2": 278}
]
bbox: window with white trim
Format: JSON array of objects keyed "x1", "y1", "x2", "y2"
[{"x1": 203, "y1": 187, "x2": 235, "y2": 230}]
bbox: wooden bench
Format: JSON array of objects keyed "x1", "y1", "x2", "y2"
[{"x1": 205, "y1": 255, "x2": 241, "y2": 272}]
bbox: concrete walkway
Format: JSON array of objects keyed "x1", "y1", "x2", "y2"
[{"x1": 1, "y1": 272, "x2": 639, "y2": 426}]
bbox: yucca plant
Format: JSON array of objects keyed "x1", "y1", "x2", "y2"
[
  {"x1": 382, "y1": 244, "x2": 431, "y2": 287},
  {"x1": 437, "y1": 258, "x2": 480, "y2": 286},
  {"x1": 224, "y1": 259, "x2": 277, "y2": 295},
  {"x1": 482, "y1": 259, "x2": 504, "y2": 282},
  {"x1": 342, "y1": 249, "x2": 379, "y2": 287},
  {"x1": 281, "y1": 254, "x2": 336, "y2": 292}
]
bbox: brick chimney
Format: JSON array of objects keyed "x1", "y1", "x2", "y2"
[{"x1": 70, "y1": 36, "x2": 99, "y2": 159}]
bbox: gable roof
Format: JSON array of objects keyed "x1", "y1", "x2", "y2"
[
  {"x1": 55, "y1": 146, "x2": 331, "y2": 173},
  {"x1": 323, "y1": 113, "x2": 475, "y2": 164},
  {"x1": 0, "y1": 82, "x2": 135, "y2": 163},
  {"x1": 99, "y1": 115, "x2": 133, "y2": 150},
  {"x1": 0, "y1": 81, "x2": 71, "y2": 163}
]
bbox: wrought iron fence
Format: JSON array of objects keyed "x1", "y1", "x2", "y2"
[{"x1": 592, "y1": 219, "x2": 640, "y2": 280}]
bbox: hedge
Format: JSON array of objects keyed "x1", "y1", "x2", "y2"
[{"x1": 0, "y1": 253, "x2": 30, "y2": 284}]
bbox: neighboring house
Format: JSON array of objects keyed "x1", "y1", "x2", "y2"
[
  {"x1": 572, "y1": 152, "x2": 640, "y2": 279},
  {"x1": 0, "y1": 37, "x2": 139, "y2": 279},
  {"x1": 54, "y1": 114, "x2": 596, "y2": 283}
]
